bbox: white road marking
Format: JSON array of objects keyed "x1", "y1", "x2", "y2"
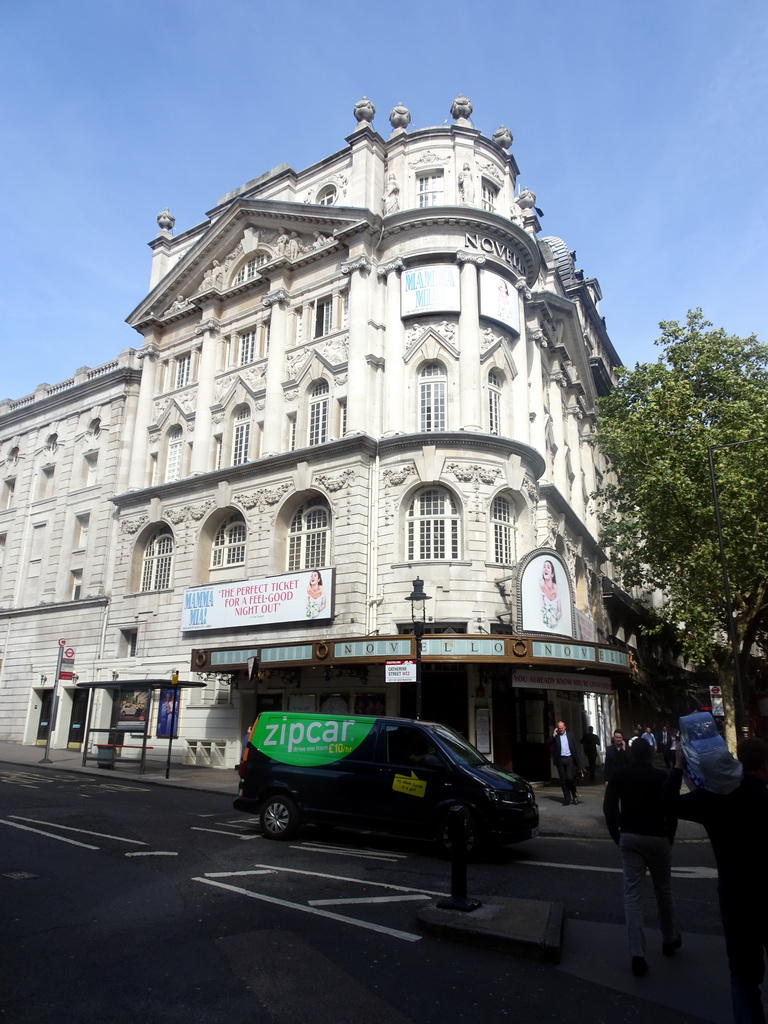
[
  {"x1": 125, "y1": 851, "x2": 178, "y2": 857},
  {"x1": 295, "y1": 845, "x2": 403, "y2": 863},
  {"x1": 205, "y1": 870, "x2": 276, "y2": 877},
  {"x1": 0, "y1": 818, "x2": 98, "y2": 849},
  {"x1": 192, "y1": 876, "x2": 421, "y2": 942},
  {"x1": 214, "y1": 863, "x2": 447, "y2": 898},
  {"x1": 190, "y1": 826, "x2": 261, "y2": 839},
  {"x1": 523, "y1": 860, "x2": 718, "y2": 879},
  {"x1": 9, "y1": 815, "x2": 147, "y2": 845},
  {"x1": 309, "y1": 894, "x2": 432, "y2": 906},
  {"x1": 298, "y1": 841, "x2": 408, "y2": 859}
]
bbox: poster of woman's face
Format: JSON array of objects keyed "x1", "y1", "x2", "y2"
[
  {"x1": 156, "y1": 688, "x2": 180, "y2": 738},
  {"x1": 519, "y1": 552, "x2": 574, "y2": 637},
  {"x1": 479, "y1": 269, "x2": 520, "y2": 334}
]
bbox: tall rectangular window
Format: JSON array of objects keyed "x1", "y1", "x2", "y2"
[
  {"x1": 84, "y1": 454, "x2": 98, "y2": 487},
  {"x1": 74, "y1": 514, "x2": 90, "y2": 550},
  {"x1": 419, "y1": 363, "x2": 447, "y2": 432},
  {"x1": 3, "y1": 478, "x2": 16, "y2": 509},
  {"x1": 418, "y1": 171, "x2": 444, "y2": 208},
  {"x1": 308, "y1": 382, "x2": 329, "y2": 446},
  {"x1": 165, "y1": 428, "x2": 183, "y2": 482},
  {"x1": 175, "y1": 353, "x2": 191, "y2": 388},
  {"x1": 71, "y1": 569, "x2": 83, "y2": 601},
  {"x1": 239, "y1": 330, "x2": 257, "y2": 365},
  {"x1": 481, "y1": 180, "x2": 498, "y2": 212},
  {"x1": 314, "y1": 297, "x2": 334, "y2": 338},
  {"x1": 232, "y1": 408, "x2": 251, "y2": 466}
]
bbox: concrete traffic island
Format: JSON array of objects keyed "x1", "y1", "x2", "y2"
[{"x1": 417, "y1": 896, "x2": 564, "y2": 962}]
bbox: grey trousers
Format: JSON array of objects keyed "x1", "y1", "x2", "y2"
[{"x1": 619, "y1": 832, "x2": 677, "y2": 957}]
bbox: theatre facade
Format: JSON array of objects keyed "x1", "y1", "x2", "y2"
[{"x1": 0, "y1": 95, "x2": 643, "y2": 779}]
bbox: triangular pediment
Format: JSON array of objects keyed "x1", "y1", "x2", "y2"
[
  {"x1": 127, "y1": 199, "x2": 369, "y2": 328},
  {"x1": 402, "y1": 320, "x2": 460, "y2": 365}
]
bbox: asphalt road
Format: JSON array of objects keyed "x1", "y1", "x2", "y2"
[{"x1": 0, "y1": 763, "x2": 731, "y2": 1024}]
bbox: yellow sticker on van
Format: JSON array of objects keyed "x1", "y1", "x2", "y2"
[{"x1": 392, "y1": 771, "x2": 426, "y2": 798}]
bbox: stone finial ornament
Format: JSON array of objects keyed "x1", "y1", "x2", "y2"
[
  {"x1": 492, "y1": 125, "x2": 513, "y2": 150},
  {"x1": 157, "y1": 208, "x2": 175, "y2": 232},
  {"x1": 516, "y1": 187, "x2": 536, "y2": 210},
  {"x1": 450, "y1": 94, "x2": 473, "y2": 124},
  {"x1": 353, "y1": 97, "x2": 375, "y2": 126},
  {"x1": 389, "y1": 103, "x2": 411, "y2": 134}
]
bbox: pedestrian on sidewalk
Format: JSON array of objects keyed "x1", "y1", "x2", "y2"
[
  {"x1": 550, "y1": 720, "x2": 583, "y2": 806},
  {"x1": 581, "y1": 726, "x2": 600, "y2": 781},
  {"x1": 663, "y1": 736, "x2": 768, "y2": 1023},
  {"x1": 657, "y1": 723, "x2": 674, "y2": 768},
  {"x1": 603, "y1": 735, "x2": 680, "y2": 978},
  {"x1": 604, "y1": 730, "x2": 628, "y2": 785}
]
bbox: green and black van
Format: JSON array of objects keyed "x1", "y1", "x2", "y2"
[{"x1": 234, "y1": 712, "x2": 539, "y2": 854}]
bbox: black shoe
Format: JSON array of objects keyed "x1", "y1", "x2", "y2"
[
  {"x1": 631, "y1": 956, "x2": 648, "y2": 977},
  {"x1": 571, "y1": 795, "x2": 579, "y2": 805},
  {"x1": 662, "y1": 934, "x2": 682, "y2": 956},
  {"x1": 562, "y1": 798, "x2": 571, "y2": 806}
]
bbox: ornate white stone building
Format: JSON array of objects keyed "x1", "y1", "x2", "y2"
[{"x1": 0, "y1": 96, "x2": 645, "y2": 778}]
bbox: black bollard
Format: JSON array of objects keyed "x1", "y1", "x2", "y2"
[{"x1": 436, "y1": 805, "x2": 482, "y2": 912}]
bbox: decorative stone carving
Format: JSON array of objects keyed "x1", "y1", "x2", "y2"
[
  {"x1": 341, "y1": 255, "x2": 372, "y2": 276},
  {"x1": 450, "y1": 94, "x2": 473, "y2": 123},
  {"x1": 515, "y1": 279, "x2": 532, "y2": 301},
  {"x1": 478, "y1": 160, "x2": 503, "y2": 185},
  {"x1": 263, "y1": 288, "x2": 290, "y2": 308},
  {"x1": 235, "y1": 483, "x2": 291, "y2": 512},
  {"x1": 315, "y1": 469, "x2": 355, "y2": 493},
  {"x1": 456, "y1": 250, "x2": 486, "y2": 267},
  {"x1": 383, "y1": 173, "x2": 400, "y2": 214},
  {"x1": 194, "y1": 318, "x2": 220, "y2": 336},
  {"x1": 317, "y1": 336, "x2": 349, "y2": 366},
  {"x1": 222, "y1": 242, "x2": 244, "y2": 276},
  {"x1": 176, "y1": 391, "x2": 196, "y2": 413},
  {"x1": 522, "y1": 475, "x2": 539, "y2": 504},
  {"x1": 377, "y1": 257, "x2": 405, "y2": 278},
  {"x1": 157, "y1": 208, "x2": 175, "y2": 232},
  {"x1": 353, "y1": 97, "x2": 375, "y2": 126},
  {"x1": 511, "y1": 187, "x2": 537, "y2": 225},
  {"x1": 492, "y1": 125, "x2": 513, "y2": 150},
  {"x1": 405, "y1": 319, "x2": 457, "y2": 352},
  {"x1": 283, "y1": 388, "x2": 299, "y2": 403},
  {"x1": 152, "y1": 398, "x2": 170, "y2": 423},
  {"x1": 286, "y1": 351, "x2": 310, "y2": 380},
  {"x1": 199, "y1": 260, "x2": 223, "y2": 292},
  {"x1": 410, "y1": 150, "x2": 450, "y2": 168},
  {"x1": 458, "y1": 163, "x2": 475, "y2": 205},
  {"x1": 165, "y1": 294, "x2": 190, "y2": 315},
  {"x1": 242, "y1": 364, "x2": 267, "y2": 390},
  {"x1": 389, "y1": 103, "x2": 411, "y2": 133},
  {"x1": 164, "y1": 500, "x2": 215, "y2": 527},
  {"x1": 446, "y1": 462, "x2": 501, "y2": 485},
  {"x1": 120, "y1": 515, "x2": 149, "y2": 536},
  {"x1": 382, "y1": 464, "x2": 416, "y2": 488}
]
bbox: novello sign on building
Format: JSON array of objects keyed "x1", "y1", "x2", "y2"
[{"x1": 182, "y1": 569, "x2": 335, "y2": 630}]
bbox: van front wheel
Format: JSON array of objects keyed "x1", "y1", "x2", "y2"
[{"x1": 260, "y1": 795, "x2": 300, "y2": 840}]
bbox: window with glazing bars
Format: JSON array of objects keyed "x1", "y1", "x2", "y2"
[
  {"x1": 175, "y1": 354, "x2": 191, "y2": 389},
  {"x1": 211, "y1": 514, "x2": 246, "y2": 567},
  {"x1": 288, "y1": 503, "x2": 329, "y2": 570},
  {"x1": 417, "y1": 171, "x2": 444, "y2": 208},
  {"x1": 308, "y1": 381, "x2": 329, "y2": 446},
  {"x1": 407, "y1": 488, "x2": 459, "y2": 560},
  {"x1": 488, "y1": 370, "x2": 502, "y2": 435},
  {"x1": 232, "y1": 407, "x2": 251, "y2": 465},
  {"x1": 165, "y1": 427, "x2": 183, "y2": 482},
  {"x1": 491, "y1": 495, "x2": 515, "y2": 565},
  {"x1": 419, "y1": 363, "x2": 447, "y2": 431},
  {"x1": 314, "y1": 297, "x2": 334, "y2": 338},
  {"x1": 141, "y1": 528, "x2": 174, "y2": 591}
]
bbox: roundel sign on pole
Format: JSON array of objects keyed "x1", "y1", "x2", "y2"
[
  {"x1": 64, "y1": 648, "x2": 75, "y2": 660},
  {"x1": 58, "y1": 638, "x2": 66, "y2": 647}
]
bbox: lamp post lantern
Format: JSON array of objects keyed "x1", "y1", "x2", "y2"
[{"x1": 405, "y1": 578, "x2": 432, "y2": 720}]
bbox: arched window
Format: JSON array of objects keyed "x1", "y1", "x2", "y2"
[
  {"x1": 87, "y1": 418, "x2": 101, "y2": 438},
  {"x1": 234, "y1": 252, "x2": 268, "y2": 285},
  {"x1": 141, "y1": 526, "x2": 174, "y2": 591},
  {"x1": 491, "y1": 495, "x2": 516, "y2": 565},
  {"x1": 165, "y1": 426, "x2": 183, "y2": 482},
  {"x1": 488, "y1": 370, "x2": 502, "y2": 436},
  {"x1": 308, "y1": 380, "x2": 329, "y2": 446},
  {"x1": 288, "y1": 500, "x2": 330, "y2": 571},
  {"x1": 7, "y1": 446, "x2": 19, "y2": 466},
  {"x1": 316, "y1": 184, "x2": 337, "y2": 206},
  {"x1": 407, "y1": 488, "x2": 460, "y2": 560},
  {"x1": 46, "y1": 433, "x2": 58, "y2": 453},
  {"x1": 211, "y1": 513, "x2": 246, "y2": 568},
  {"x1": 232, "y1": 405, "x2": 251, "y2": 466},
  {"x1": 419, "y1": 362, "x2": 447, "y2": 432}
]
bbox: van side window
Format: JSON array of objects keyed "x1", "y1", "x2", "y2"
[
  {"x1": 382, "y1": 725, "x2": 442, "y2": 767},
  {"x1": 339, "y1": 728, "x2": 378, "y2": 762}
]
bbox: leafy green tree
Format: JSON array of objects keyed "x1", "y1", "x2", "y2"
[{"x1": 595, "y1": 310, "x2": 768, "y2": 741}]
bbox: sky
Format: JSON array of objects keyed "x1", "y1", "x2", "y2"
[{"x1": 1, "y1": 0, "x2": 767, "y2": 401}]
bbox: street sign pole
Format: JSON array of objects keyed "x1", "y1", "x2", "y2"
[{"x1": 40, "y1": 640, "x2": 66, "y2": 764}]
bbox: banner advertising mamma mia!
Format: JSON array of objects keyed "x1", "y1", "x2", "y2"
[
  {"x1": 401, "y1": 265, "x2": 460, "y2": 317},
  {"x1": 479, "y1": 268, "x2": 520, "y2": 334},
  {"x1": 181, "y1": 568, "x2": 335, "y2": 631}
]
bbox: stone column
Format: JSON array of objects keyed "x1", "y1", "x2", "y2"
[
  {"x1": 526, "y1": 326, "x2": 547, "y2": 456},
  {"x1": 189, "y1": 318, "x2": 220, "y2": 475},
  {"x1": 128, "y1": 340, "x2": 159, "y2": 490},
  {"x1": 341, "y1": 256, "x2": 372, "y2": 434},
  {"x1": 379, "y1": 258, "x2": 404, "y2": 435},
  {"x1": 260, "y1": 289, "x2": 289, "y2": 456},
  {"x1": 456, "y1": 251, "x2": 485, "y2": 431}
]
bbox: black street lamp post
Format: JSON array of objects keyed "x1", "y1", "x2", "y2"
[{"x1": 406, "y1": 578, "x2": 432, "y2": 720}]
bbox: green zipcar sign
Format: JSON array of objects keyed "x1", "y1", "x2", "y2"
[{"x1": 252, "y1": 713, "x2": 377, "y2": 767}]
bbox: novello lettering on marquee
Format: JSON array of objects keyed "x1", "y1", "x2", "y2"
[{"x1": 465, "y1": 233, "x2": 526, "y2": 275}]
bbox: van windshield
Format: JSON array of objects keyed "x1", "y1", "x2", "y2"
[{"x1": 432, "y1": 725, "x2": 488, "y2": 767}]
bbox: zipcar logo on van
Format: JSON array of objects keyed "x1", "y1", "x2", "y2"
[{"x1": 252, "y1": 713, "x2": 376, "y2": 767}]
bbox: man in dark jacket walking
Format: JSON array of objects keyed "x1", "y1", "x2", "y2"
[
  {"x1": 663, "y1": 737, "x2": 768, "y2": 1023},
  {"x1": 604, "y1": 736, "x2": 680, "y2": 977},
  {"x1": 604, "y1": 729, "x2": 628, "y2": 784},
  {"x1": 551, "y1": 720, "x2": 583, "y2": 806}
]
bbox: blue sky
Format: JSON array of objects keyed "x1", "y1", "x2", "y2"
[{"x1": 2, "y1": 0, "x2": 766, "y2": 401}]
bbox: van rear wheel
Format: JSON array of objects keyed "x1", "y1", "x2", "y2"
[{"x1": 260, "y1": 795, "x2": 300, "y2": 840}]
